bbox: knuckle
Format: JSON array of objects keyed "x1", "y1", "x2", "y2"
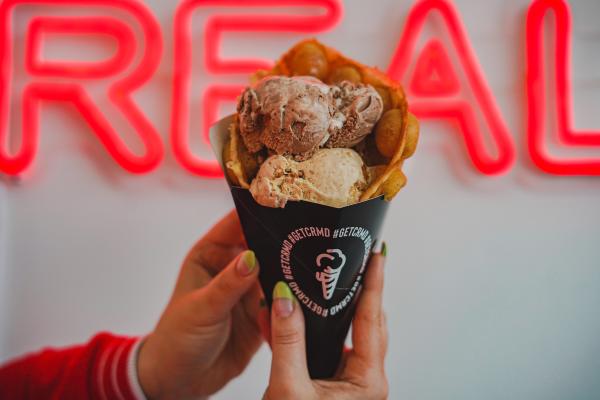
[
  {"x1": 365, "y1": 375, "x2": 388, "y2": 400},
  {"x1": 189, "y1": 242, "x2": 213, "y2": 271},
  {"x1": 272, "y1": 327, "x2": 303, "y2": 347},
  {"x1": 267, "y1": 386, "x2": 300, "y2": 399},
  {"x1": 213, "y1": 273, "x2": 237, "y2": 295},
  {"x1": 381, "y1": 311, "x2": 388, "y2": 327},
  {"x1": 201, "y1": 288, "x2": 221, "y2": 310},
  {"x1": 229, "y1": 362, "x2": 246, "y2": 379},
  {"x1": 356, "y1": 309, "x2": 380, "y2": 325},
  {"x1": 379, "y1": 377, "x2": 390, "y2": 399},
  {"x1": 377, "y1": 375, "x2": 389, "y2": 399},
  {"x1": 382, "y1": 325, "x2": 389, "y2": 351},
  {"x1": 360, "y1": 370, "x2": 388, "y2": 400}
]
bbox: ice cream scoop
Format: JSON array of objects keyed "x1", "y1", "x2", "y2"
[
  {"x1": 237, "y1": 76, "x2": 382, "y2": 161},
  {"x1": 326, "y1": 81, "x2": 383, "y2": 148},
  {"x1": 237, "y1": 76, "x2": 334, "y2": 160},
  {"x1": 249, "y1": 148, "x2": 367, "y2": 208}
]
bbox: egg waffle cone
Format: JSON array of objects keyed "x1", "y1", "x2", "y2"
[{"x1": 225, "y1": 38, "x2": 419, "y2": 202}]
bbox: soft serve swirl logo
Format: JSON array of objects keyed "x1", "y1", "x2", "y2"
[
  {"x1": 315, "y1": 249, "x2": 346, "y2": 300},
  {"x1": 279, "y1": 226, "x2": 373, "y2": 318}
]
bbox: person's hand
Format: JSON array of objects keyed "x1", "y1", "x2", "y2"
[
  {"x1": 137, "y1": 210, "x2": 263, "y2": 400},
  {"x1": 263, "y1": 251, "x2": 388, "y2": 400}
]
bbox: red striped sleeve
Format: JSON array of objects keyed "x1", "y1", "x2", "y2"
[{"x1": 0, "y1": 333, "x2": 146, "y2": 400}]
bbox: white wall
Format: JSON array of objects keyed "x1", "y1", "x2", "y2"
[{"x1": 2, "y1": 0, "x2": 600, "y2": 399}]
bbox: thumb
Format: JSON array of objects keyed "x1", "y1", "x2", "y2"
[
  {"x1": 269, "y1": 281, "x2": 310, "y2": 384},
  {"x1": 189, "y1": 250, "x2": 259, "y2": 325}
]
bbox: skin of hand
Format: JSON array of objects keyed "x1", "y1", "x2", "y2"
[
  {"x1": 137, "y1": 210, "x2": 264, "y2": 400},
  {"x1": 262, "y1": 251, "x2": 389, "y2": 400}
]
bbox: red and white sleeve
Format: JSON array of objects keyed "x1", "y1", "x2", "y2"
[{"x1": 0, "y1": 332, "x2": 148, "y2": 400}]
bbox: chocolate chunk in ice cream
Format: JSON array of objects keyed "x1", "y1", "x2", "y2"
[{"x1": 237, "y1": 76, "x2": 383, "y2": 161}]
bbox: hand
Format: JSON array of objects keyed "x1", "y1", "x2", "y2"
[
  {"x1": 263, "y1": 251, "x2": 388, "y2": 400},
  {"x1": 137, "y1": 210, "x2": 263, "y2": 399}
]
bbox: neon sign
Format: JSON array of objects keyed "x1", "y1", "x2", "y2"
[
  {"x1": 0, "y1": 0, "x2": 163, "y2": 176},
  {"x1": 526, "y1": 0, "x2": 600, "y2": 175},
  {"x1": 0, "y1": 0, "x2": 598, "y2": 178},
  {"x1": 171, "y1": 0, "x2": 342, "y2": 178},
  {"x1": 388, "y1": 0, "x2": 515, "y2": 175}
]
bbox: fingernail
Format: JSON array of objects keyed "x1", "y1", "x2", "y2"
[
  {"x1": 273, "y1": 281, "x2": 294, "y2": 318},
  {"x1": 381, "y1": 241, "x2": 388, "y2": 257},
  {"x1": 237, "y1": 250, "x2": 257, "y2": 276}
]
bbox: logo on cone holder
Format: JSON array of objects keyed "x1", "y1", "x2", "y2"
[{"x1": 315, "y1": 249, "x2": 347, "y2": 300}]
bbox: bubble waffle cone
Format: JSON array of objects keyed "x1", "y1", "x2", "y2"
[
  {"x1": 211, "y1": 39, "x2": 421, "y2": 378},
  {"x1": 223, "y1": 117, "x2": 250, "y2": 189},
  {"x1": 226, "y1": 38, "x2": 419, "y2": 203}
]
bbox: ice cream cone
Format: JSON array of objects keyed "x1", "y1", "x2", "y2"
[
  {"x1": 210, "y1": 38, "x2": 419, "y2": 378},
  {"x1": 211, "y1": 116, "x2": 389, "y2": 378},
  {"x1": 250, "y1": 39, "x2": 419, "y2": 202}
]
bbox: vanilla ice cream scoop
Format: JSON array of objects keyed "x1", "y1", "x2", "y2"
[{"x1": 249, "y1": 148, "x2": 367, "y2": 208}]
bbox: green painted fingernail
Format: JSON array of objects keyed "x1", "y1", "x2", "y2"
[
  {"x1": 381, "y1": 241, "x2": 388, "y2": 257},
  {"x1": 273, "y1": 281, "x2": 293, "y2": 300},
  {"x1": 273, "y1": 281, "x2": 294, "y2": 317},
  {"x1": 244, "y1": 250, "x2": 256, "y2": 270},
  {"x1": 237, "y1": 250, "x2": 257, "y2": 276}
]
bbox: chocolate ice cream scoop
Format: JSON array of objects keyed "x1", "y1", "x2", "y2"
[
  {"x1": 326, "y1": 81, "x2": 384, "y2": 148},
  {"x1": 237, "y1": 76, "x2": 383, "y2": 161},
  {"x1": 237, "y1": 76, "x2": 334, "y2": 161}
]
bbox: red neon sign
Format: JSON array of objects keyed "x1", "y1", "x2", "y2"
[
  {"x1": 26, "y1": 17, "x2": 136, "y2": 78},
  {"x1": 0, "y1": 0, "x2": 598, "y2": 178},
  {"x1": 526, "y1": 0, "x2": 600, "y2": 175},
  {"x1": 171, "y1": 0, "x2": 343, "y2": 178},
  {"x1": 409, "y1": 40, "x2": 460, "y2": 97},
  {"x1": 387, "y1": 0, "x2": 515, "y2": 175},
  {"x1": 0, "y1": 0, "x2": 163, "y2": 176}
]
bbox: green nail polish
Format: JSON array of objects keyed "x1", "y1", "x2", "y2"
[
  {"x1": 381, "y1": 241, "x2": 388, "y2": 257},
  {"x1": 273, "y1": 281, "x2": 294, "y2": 317},
  {"x1": 273, "y1": 281, "x2": 293, "y2": 300},
  {"x1": 243, "y1": 250, "x2": 256, "y2": 272}
]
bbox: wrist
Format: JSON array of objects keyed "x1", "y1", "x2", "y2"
[
  {"x1": 127, "y1": 337, "x2": 151, "y2": 400},
  {"x1": 137, "y1": 333, "x2": 163, "y2": 400}
]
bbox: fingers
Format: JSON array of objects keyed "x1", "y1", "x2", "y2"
[
  {"x1": 258, "y1": 300, "x2": 271, "y2": 345},
  {"x1": 223, "y1": 283, "x2": 265, "y2": 375},
  {"x1": 187, "y1": 240, "x2": 246, "y2": 278},
  {"x1": 351, "y1": 250, "x2": 386, "y2": 368},
  {"x1": 202, "y1": 209, "x2": 246, "y2": 248},
  {"x1": 235, "y1": 281, "x2": 264, "y2": 342},
  {"x1": 241, "y1": 282, "x2": 264, "y2": 329},
  {"x1": 382, "y1": 311, "x2": 389, "y2": 356},
  {"x1": 269, "y1": 282, "x2": 310, "y2": 384},
  {"x1": 185, "y1": 210, "x2": 247, "y2": 277},
  {"x1": 189, "y1": 250, "x2": 259, "y2": 325},
  {"x1": 171, "y1": 210, "x2": 247, "y2": 299}
]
